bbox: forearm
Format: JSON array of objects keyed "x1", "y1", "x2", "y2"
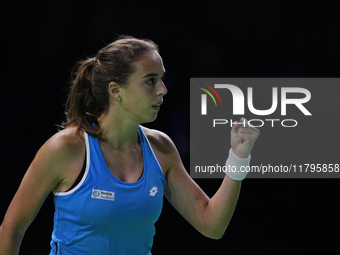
[
  {"x1": 0, "y1": 224, "x2": 24, "y2": 255},
  {"x1": 202, "y1": 176, "x2": 242, "y2": 239}
]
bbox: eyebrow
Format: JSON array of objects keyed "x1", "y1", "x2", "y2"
[{"x1": 142, "y1": 72, "x2": 166, "y2": 78}]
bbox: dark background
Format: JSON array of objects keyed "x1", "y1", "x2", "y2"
[{"x1": 1, "y1": 1, "x2": 339, "y2": 254}]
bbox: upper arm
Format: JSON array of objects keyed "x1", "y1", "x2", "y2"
[
  {"x1": 1, "y1": 130, "x2": 82, "y2": 235},
  {"x1": 145, "y1": 128, "x2": 210, "y2": 234},
  {"x1": 163, "y1": 145, "x2": 211, "y2": 234}
]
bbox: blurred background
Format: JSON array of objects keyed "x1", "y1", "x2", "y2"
[{"x1": 0, "y1": 1, "x2": 339, "y2": 254}]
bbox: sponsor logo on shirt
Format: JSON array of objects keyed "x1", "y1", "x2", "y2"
[
  {"x1": 149, "y1": 186, "x2": 158, "y2": 197},
  {"x1": 91, "y1": 189, "x2": 115, "y2": 201}
]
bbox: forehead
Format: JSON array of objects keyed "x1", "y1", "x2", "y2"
[{"x1": 131, "y1": 51, "x2": 165, "y2": 77}]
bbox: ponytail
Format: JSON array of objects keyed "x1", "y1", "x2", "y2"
[{"x1": 63, "y1": 57, "x2": 105, "y2": 137}]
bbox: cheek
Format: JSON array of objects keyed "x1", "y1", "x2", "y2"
[
  {"x1": 124, "y1": 92, "x2": 147, "y2": 109},
  {"x1": 122, "y1": 85, "x2": 154, "y2": 109}
]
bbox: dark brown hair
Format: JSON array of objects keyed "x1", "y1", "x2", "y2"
[{"x1": 62, "y1": 36, "x2": 159, "y2": 137}]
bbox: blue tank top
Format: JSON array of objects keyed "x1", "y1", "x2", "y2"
[{"x1": 49, "y1": 126, "x2": 166, "y2": 255}]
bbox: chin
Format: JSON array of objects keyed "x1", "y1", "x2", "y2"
[{"x1": 140, "y1": 113, "x2": 158, "y2": 124}]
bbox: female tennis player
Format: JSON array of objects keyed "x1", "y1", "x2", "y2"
[{"x1": 0, "y1": 36, "x2": 259, "y2": 255}]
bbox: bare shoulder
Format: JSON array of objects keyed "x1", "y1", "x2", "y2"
[
  {"x1": 43, "y1": 126, "x2": 85, "y2": 155},
  {"x1": 45, "y1": 127, "x2": 85, "y2": 150},
  {"x1": 140, "y1": 126, "x2": 181, "y2": 175},
  {"x1": 33, "y1": 126, "x2": 86, "y2": 192},
  {"x1": 140, "y1": 126, "x2": 176, "y2": 153}
]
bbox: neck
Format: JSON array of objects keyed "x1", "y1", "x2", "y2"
[{"x1": 97, "y1": 110, "x2": 140, "y2": 150}]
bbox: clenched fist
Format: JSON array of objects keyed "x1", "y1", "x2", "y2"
[{"x1": 231, "y1": 118, "x2": 260, "y2": 158}]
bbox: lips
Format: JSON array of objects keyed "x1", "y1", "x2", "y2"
[{"x1": 152, "y1": 101, "x2": 163, "y2": 110}]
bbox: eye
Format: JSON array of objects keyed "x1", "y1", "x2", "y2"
[{"x1": 146, "y1": 78, "x2": 157, "y2": 85}]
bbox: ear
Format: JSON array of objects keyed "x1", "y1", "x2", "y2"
[{"x1": 108, "y1": 82, "x2": 121, "y2": 98}]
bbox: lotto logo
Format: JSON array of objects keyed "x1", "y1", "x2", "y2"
[{"x1": 149, "y1": 187, "x2": 158, "y2": 196}]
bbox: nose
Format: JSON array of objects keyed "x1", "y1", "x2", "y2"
[{"x1": 158, "y1": 80, "x2": 168, "y2": 96}]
